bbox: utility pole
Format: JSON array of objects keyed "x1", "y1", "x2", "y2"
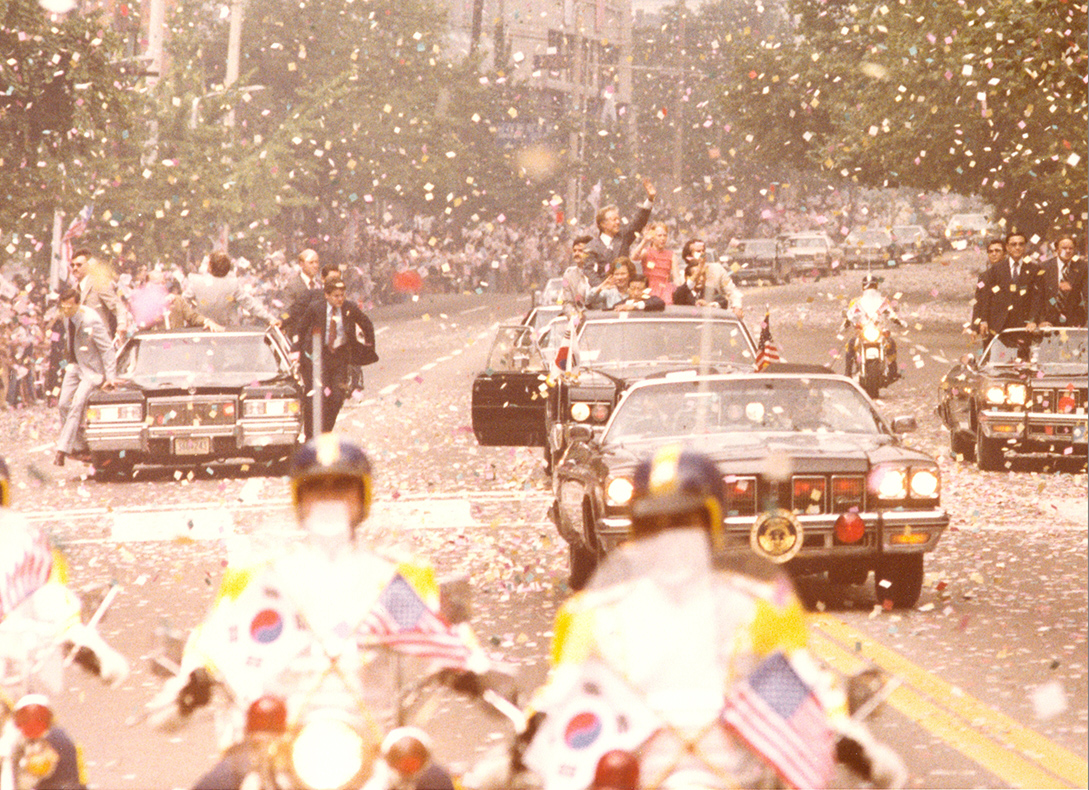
[
  {"x1": 145, "y1": 0, "x2": 165, "y2": 87},
  {"x1": 672, "y1": 3, "x2": 686, "y2": 208},
  {"x1": 221, "y1": 0, "x2": 245, "y2": 250}
]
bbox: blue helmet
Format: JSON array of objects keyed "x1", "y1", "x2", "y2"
[
  {"x1": 631, "y1": 445, "x2": 724, "y2": 548},
  {"x1": 289, "y1": 434, "x2": 373, "y2": 524}
]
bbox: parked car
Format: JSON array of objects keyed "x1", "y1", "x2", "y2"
[
  {"x1": 554, "y1": 369, "x2": 948, "y2": 603},
  {"x1": 944, "y1": 213, "x2": 994, "y2": 250},
  {"x1": 728, "y1": 238, "x2": 791, "y2": 284},
  {"x1": 471, "y1": 307, "x2": 758, "y2": 469},
  {"x1": 782, "y1": 232, "x2": 837, "y2": 278},
  {"x1": 84, "y1": 326, "x2": 303, "y2": 479},
  {"x1": 533, "y1": 277, "x2": 565, "y2": 306},
  {"x1": 891, "y1": 225, "x2": 939, "y2": 263},
  {"x1": 843, "y1": 228, "x2": 898, "y2": 269},
  {"x1": 938, "y1": 327, "x2": 1088, "y2": 470}
]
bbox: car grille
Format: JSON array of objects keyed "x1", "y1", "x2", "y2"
[
  {"x1": 1031, "y1": 386, "x2": 1087, "y2": 414},
  {"x1": 723, "y1": 474, "x2": 867, "y2": 516},
  {"x1": 148, "y1": 396, "x2": 238, "y2": 427}
]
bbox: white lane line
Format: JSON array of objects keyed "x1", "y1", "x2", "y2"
[
  {"x1": 450, "y1": 348, "x2": 463, "y2": 356},
  {"x1": 436, "y1": 356, "x2": 452, "y2": 363},
  {"x1": 378, "y1": 383, "x2": 399, "y2": 395},
  {"x1": 419, "y1": 362, "x2": 437, "y2": 371},
  {"x1": 29, "y1": 443, "x2": 53, "y2": 454},
  {"x1": 401, "y1": 371, "x2": 419, "y2": 381},
  {"x1": 459, "y1": 305, "x2": 488, "y2": 315},
  {"x1": 376, "y1": 326, "x2": 390, "y2": 335}
]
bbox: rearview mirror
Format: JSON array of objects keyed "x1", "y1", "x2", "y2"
[
  {"x1": 959, "y1": 352, "x2": 977, "y2": 368},
  {"x1": 891, "y1": 416, "x2": 917, "y2": 434},
  {"x1": 567, "y1": 424, "x2": 593, "y2": 444}
]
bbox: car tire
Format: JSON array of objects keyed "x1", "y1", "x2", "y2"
[
  {"x1": 950, "y1": 429, "x2": 975, "y2": 460},
  {"x1": 976, "y1": 429, "x2": 1005, "y2": 471},
  {"x1": 568, "y1": 541, "x2": 596, "y2": 592},
  {"x1": 861, "y1": 359, "x2": 882, "y2": 399},
  {"x1": 875, "y1": 554, "x2": 924, "y2": 608}
]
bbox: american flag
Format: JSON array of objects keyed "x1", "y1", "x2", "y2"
[
  {"x1": 361, "y1": 574, "x2": 472, "y2": 665},
  {"x1": 721, "y1": 652, "x2": 835, "y2": 789},
  {"x1": 755, "y1": 308, "x2": 781, "y2": 371},
  {"x1": 54, "y1": 204, "x2": 94, "y2": 289},
  {"x1": 1, "y1": 523, "x2": 54, "y2": 620}
]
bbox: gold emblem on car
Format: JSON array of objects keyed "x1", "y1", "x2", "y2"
[{"x1": 750, "y1": 509, "x2": 803, "y2": 563}]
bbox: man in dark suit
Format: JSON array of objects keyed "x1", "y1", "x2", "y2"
[
  {"x1": 1036, "y1": 234, "x2": 1087, "y2": 327},
  {"x1": 584, "y1": 178, "x2": 656, "y2": 285},
  {"x1": 971, "y1": 232, "x2": 1042, "y2": 346},
  {"x1": 295, "y1": 278, "x2": 377, "y2": 438},
  {"x1": 280, "y1": 248, "x2": 322, "y2": 342}
]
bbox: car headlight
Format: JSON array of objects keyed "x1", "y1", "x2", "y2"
[
  {"x1": 606, "y1": 477, "x2": 634, "y2": 506},
  {"x1": 984, "y1": 385, "x2": 1007, "y2": 405},
  {"x1": 909, "y1": 469, "x2": 940, "y2": 498},
  {"x1": 861, "y1": 323, "x2": 882, "y2": 343},
  {"x1": 243, "y1": 398, "x2": 301, "y2": 417},
  {"x1": 871, "y1": 467, "x2": 908, "y2": 499},
  {"x1": 1006, "y1": 383, "x2": 1027, "y2": 405},
  {"x1": 291, "y1": 717, "x2": 374, "y2": 790},
  {"x1": 86, "y1": 403, "x2": 143, "y2": 422},
  {"x1": 570, "y1": 402, "x2": 591, "y2": 422}
]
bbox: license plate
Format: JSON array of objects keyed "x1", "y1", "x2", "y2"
[
  {"x1": 175, "y1": 437, "x2": 211, "y2": 455},
  {"x1": 864, "y1": 347, "x2": 880, "y2": 359}
]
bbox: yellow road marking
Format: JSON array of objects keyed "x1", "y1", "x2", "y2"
[{"x1": 809, "y1": 614, "x2": 1087, "y2": 789}]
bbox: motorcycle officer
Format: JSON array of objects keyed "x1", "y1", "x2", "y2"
[
  {"x1": 842, "y1": 274, "x2": 905, "y2": 381},
  {"x1": 0, "y1": 457, "x2": 129, "y2": 790},
  {"x1": 475, "y1": 446, "x2": 904, "y2": 790},
  {"x1": 146, "y1": 434, "x2": 489, "y2": 790}
]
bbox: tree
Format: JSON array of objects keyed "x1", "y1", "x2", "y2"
[{"x1": 717, "y1": 0, "x2": 1088, "y2": 238}]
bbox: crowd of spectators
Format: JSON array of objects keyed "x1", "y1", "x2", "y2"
[{"x1": 0, "y1": 187, "x2": 1029, "y2": 410}]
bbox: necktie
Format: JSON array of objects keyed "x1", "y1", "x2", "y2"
[
  {"x1": 327, "y1": 311, "x2": 339, "y2": 352},
  {"x1": 1061, "y1": 260, "x2": 1071, "y2": 283},
  {"x1": 1011, "y1": 262, "x2": 1019, "y2": 281},
  {"x1": 67, "y1": 318, "x2": 76, "y2": 362}
]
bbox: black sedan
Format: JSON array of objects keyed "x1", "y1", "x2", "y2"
[
  {"x1": 471, "y1": 308, "x2": 758, "y2": 468},
  {"x1": 84, "y1": 327, "x2": 304, "y2": 479},
  {"x1": 728, "y1": 238, "x2": 791, "y2": 284},
  {"x1": 938, "y1": 327, "x2": 1088, "y2": 470},
  {"x1": 553, "y1": 370, "x2": 948, "y2": 606}
]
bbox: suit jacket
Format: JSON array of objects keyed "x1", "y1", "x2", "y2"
[
  {"x1": 672, "y1": 281, "x2": 727, "y2": 309},
  {"x1": 144, "y1": 295, "x2": 209, "y2": 330},
  {"x1": 79, "y1": 275, "x2": 122, "y2": 336},
  {"x1": 185, "y1": 272, "x2": 277, "y2": 327},
  {"x1": 1037, "y1": 256, "x2": 1088, "y2": 327},
  {"x1": 295, "y1": 299, "x2": 378, "y2": 377},
  {"x1": 280, "y1": 272, "x2": 321, "y2": 338},
  {"x1": 702, "y1": 262, "x2": 742, "y2": 310},
  {"x1": 584, "y1": 203, "x2": 653, "y2": 285},
  {"x1": 971, "y1": 257, "x2": 1044, "y2": 335},
  {"x1": 66, "y1": 305, "x2": 117, "y2": 383}
]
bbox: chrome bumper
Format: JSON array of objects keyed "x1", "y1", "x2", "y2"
[
  {"x1": 980, "y1": 409, "x2": 1088, "y2": 446},
  {"x1": 85, "y1": 418, "x2": 301, "y2": 453}
]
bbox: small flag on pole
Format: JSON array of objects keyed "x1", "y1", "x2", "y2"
[
  {"x1": 361, "y1": 574, "x2": 473, "y2": 666},
  {"x1": 551, "y1": 313, "x2": 580, "y2": 378},
  {"x1": 755, "y1": 308, "x2": 780, "y2": 371},
  {"x1": 721, "y1": 651, "x2": 835, "y2": 789},
  {"x1": 52, "y1": 204, "x2": 94, "y2": 290}
]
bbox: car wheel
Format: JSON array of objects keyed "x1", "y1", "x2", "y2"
[
  {"x1": 828, "y1": 564, "x2": 869, "y2": 587},
  {"x1": 950, "y1": 429, "x2": 975, "y2": 460},
  {"x1": 92, "y1": 453, "x2": 134, "y2": 482},
  {"x1": 861, "y1": 359, "x2": 882, "y2": 399},
  {"x1": 875, "y1": 554, "x2": 924, "y2": 608},
  {"x1": 976, "y1": 429, "x2": 1005, "y2": 471},
  {"x1": 568, "y1": 541, "x2": 597, "y2": 591}
]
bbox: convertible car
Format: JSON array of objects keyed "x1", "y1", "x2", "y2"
[
  {"x1": 471, "y1": 307, "x2": 758, "y2": 468},
  {"x1": 938, "y1": 327, "x2": 1088, "y2": 470},
  {"x1": 84, "y1": 326, "x2": 304, "y2": 479},
  {"x1": 553, "y1": 369, "x2": 948, "y2": 606}
]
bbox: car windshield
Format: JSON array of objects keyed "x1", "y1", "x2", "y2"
[
  {"x1": 527, "y1": 305, "x2": 563, "y2": 334},
  {"x1": 578, "y1": 319, "x2": 754, "y2": 368},
  {"x1": 984, "y1": 329, "x2": 1088, "y2": 371},
  {"x1": 893, "y1": 226, "x2": 924, "y2": 241},
  {"x1": 950, "y1": 214, "x2": 988, "y2": 230},
  {"x1": 606, "y1": 377, "x2": 883, "y2": 442},
  {"x1": 848, "y1": 230, "x2": 891, "y2": 245},
  {"x1": 118, "y1": 333, "x2": 284, "y2": 387},
  {"x1": 737, "y1": 240, "x2": 777, "y2": 257},
  {"x1": 787, "y1": 236, "x2": 824, "y2": 250}
]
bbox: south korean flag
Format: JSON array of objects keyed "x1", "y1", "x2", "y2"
[{"x1": 523, "y1": 659, "x2": 660, "y2": 790}]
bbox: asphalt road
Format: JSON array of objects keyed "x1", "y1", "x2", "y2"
[{"x1": 1, "y1": 251, "x2": 1085, "y2": 789}]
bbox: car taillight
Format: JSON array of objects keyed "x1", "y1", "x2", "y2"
[
  {"x1": 14, "y1": 695, "x2": 53, "y2": 740},
  {"x1": 591, "y1": 404, "x2": 610, "y2": 423},
  {"x1": 792, "y1": 476, "x2": 825, "y2": 514},
  {"x1": 831, "y1": 476, "x2": 865, "y2": 511},
  {"x1": 834, "y1": 512, "x2": 866, "y2": 544},
  {"x1": 246, "y1": 695, "x2": 287, "y2": 734},
  {"x1": 724, "y1": 475, "x2": 757, "y2": 516}
]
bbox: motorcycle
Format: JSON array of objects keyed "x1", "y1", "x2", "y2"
[{"x1": 143, "y1": 546, "x2": 523, "y2": 790}]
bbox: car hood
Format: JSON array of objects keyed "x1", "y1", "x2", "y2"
[{"x1": 603, "y1": 431, "x2": 929, "y2": 474}]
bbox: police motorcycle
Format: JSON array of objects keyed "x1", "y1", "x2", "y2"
[
  {"x1": 843, "y1": 275, "x2": 906, "y2": 400},
  {"x1": 0, "y1": 459, "x2": 129, "y2": 790},
  {"x1": 464, "y1": 449, "x2": 906, "y2": 790},
  {"x1": 143, "y1": 435, "x2": 522, "y2": 790}
]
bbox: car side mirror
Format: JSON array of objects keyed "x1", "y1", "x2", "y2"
[
  {"x1": 439, "y1": 574, "x2": 471, "y2": 624},
  {"x1": 960, "y1": 352, "x2": 977, "y2": 368},
  {"x1": 891, "y1": 416, "x2": 917, "y2": 434},
  {"x1": 567, "y1": 424, "x2": 593, "y2": 444}
]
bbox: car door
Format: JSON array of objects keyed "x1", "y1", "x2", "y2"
[{"x1": 471, "y1": 325, "x2": 550, "y2": 446}]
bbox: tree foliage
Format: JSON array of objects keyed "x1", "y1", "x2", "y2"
[{"x1": 717, "y1": 0, "x2": 1088, "y2": 238}]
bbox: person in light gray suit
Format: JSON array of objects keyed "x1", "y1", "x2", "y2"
[
  {"x1": 54, "y1": 288, "x2": 120, "y2": 466},
  {"x1": 184, "y1": 250, "x2": 280, "y2": 328}
]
